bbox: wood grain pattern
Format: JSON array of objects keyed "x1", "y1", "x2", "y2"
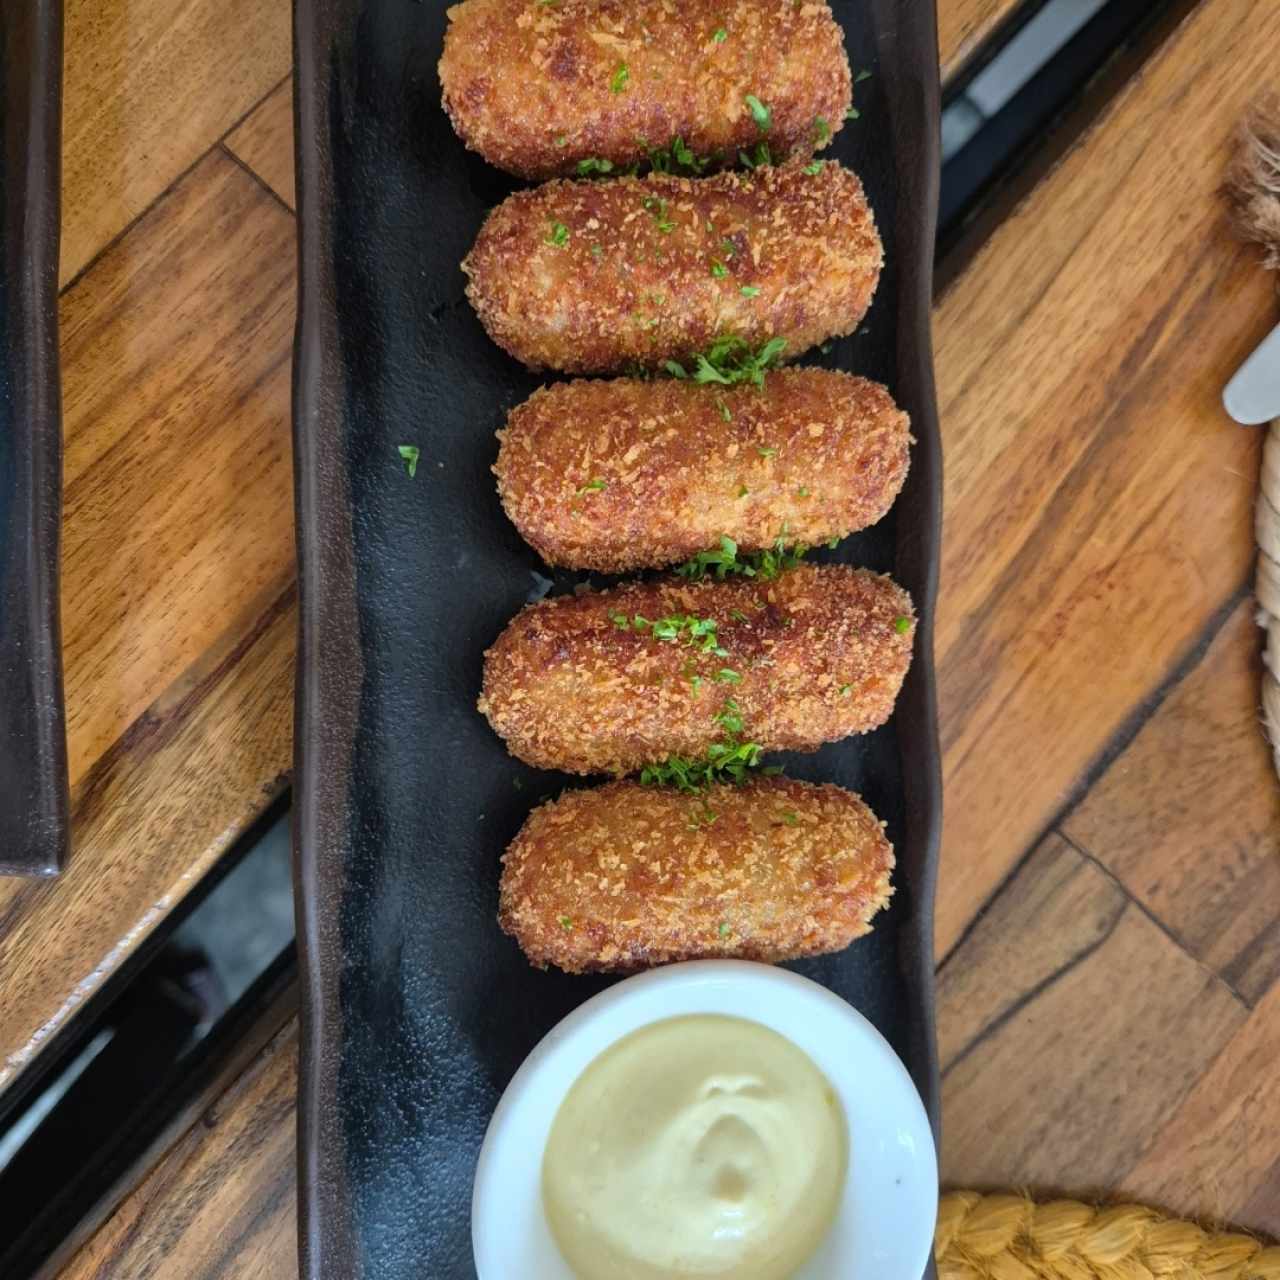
[
  {"x1": 932, "y1": 0, "x2": 1280, "y2": 957},
  {"x1": 57, "y1": 1024, "x2": 299, "y2": 1280},
  {"x1": 0, "y1": 151, "x2": 296, "y2": 1090},
  {"x1": 224, "y1": 80, "x2": 296, "y2": 210},
  {"x1": 938, "y1": 834, "x2": 1247, "y2": 1194},
  {"x1": 1064, "y1": 602, "x2": 1280, "y2": 1004},
  {"x1": 60, "y1": 0, "x2": 290, "y2": 283},
  {"x1": 938, "y1": 0, "x2": 1022, "y2": 78},
  {"x1": 1122, "y1": 979, "x2": 1280, "y2": 1238}
]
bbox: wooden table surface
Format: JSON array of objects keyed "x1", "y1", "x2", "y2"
[{"x1": 5, "y1": 0, "x2": 1279, "y2": 1272}]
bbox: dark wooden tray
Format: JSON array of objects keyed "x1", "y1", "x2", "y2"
[
  {"x1": 292, "y1": 1, "x2": 942, "y2": 1274},
  {"x1": 0, "y1": 0, "x2": 67, "y2": 877}
]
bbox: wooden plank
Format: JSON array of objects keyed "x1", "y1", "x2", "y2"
[
  {"x1": 1064, "y1": 602, "x2": 1280, "y2": 1004},
  {"x1": 0, "y1": 151, "x2": 296, "y2": 1091},
  {"x1": 224, "y1": 81, "x2": 296, "y2": 210},
  {"x1": 1123, "y1": 979, "x2": 1280, "y2": 1238},
  {"x1": 938, "y1": 834, "x2": 1247, "y2": 1193},
  {"x1": 932, "y1": 0, "x2": 1279, "y2": 957},
  {"x1": 938, "y1": 0, "x2": 1023, "y2": 79},
  {"x1": 58, "y1": 1024, "x2": 299, "y2": 1280},
  {"x1": 60, "y1": 0, "x2": 290, "y2": 283}
]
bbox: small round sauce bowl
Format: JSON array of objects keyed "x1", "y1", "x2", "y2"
[{"x1": 472, "y1": 960, "x2": 938, "y2": 1280}]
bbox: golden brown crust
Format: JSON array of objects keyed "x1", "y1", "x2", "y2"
[
  {"x1": 461, "y1": 163, "x2": 882, "y2": 372},
  {"x1": 478, "y1": 562, "x2": 914, "y2": 774},
  {"x1": 495, "y1": 368, "x2": 911, "y2": 571},
  {"x1": 440, "y1": 0, "x2": 853, "y2": 180},
  {"x1": 499, "y1": 776, "x2": 894, "y2": 972}
]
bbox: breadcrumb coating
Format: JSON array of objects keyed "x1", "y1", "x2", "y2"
[
  {"x1": 440, "y1": 0, "x2": 853, "y2": 180},
  {"x1": 499, "y1": 776, "x2": 894, "y2": 972},
  {"x1": 461, "y1": 163, "x2": 882, "y2": 372},
  {"x1": 495, "y1": 368, "x2": 910, "y2": 571},
  {"x1": 478, "y1": 562, "x2": 915, "y2": 774}
]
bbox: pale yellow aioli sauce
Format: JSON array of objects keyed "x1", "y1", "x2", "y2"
[{"x1": 542, "y1": 1014, "x2": 848, "y2": 1280}]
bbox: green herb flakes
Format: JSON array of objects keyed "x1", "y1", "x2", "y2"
[
  {"x1": 715, "y1": 668, "x2": 742, "y2": 684},
  {"x1": 894, "y1": 615, "x2": 912, "y2": 634},
  {"x1": 676, "y1": 532, "x2": 810, "y2": 582},
  {"x1": 803, "y1": 160, "x2": 825, "y2": 175},
  {"x1": 845, "y1": 106, "x2": 860, "y2": 121},
  {"x1": 397, "y1": 444, "x2": 420, "y2": 477},
  {"x1": 855, "y1": 68, "x2": 873, "y2": 83},
  {"x1": 710, "y1": 259, "x2": 729, "y2": 278},
  {"x1": 610, "y1": 62, "x2": 630, "y2": 94},
  {"x1": 757, "y1": 446, "x2": 777, "y2": 458},
  {"x1": 780, "y1": 810, "x2": 799, "y2": 826},
  {"x1": 545, "y1": 219, "x2": 569, "y2": 247},
  {"x1": 577, "y1": 156, "x2": 614, "y2": 175},
  {"x1": 718, "y1": 921, "x2": 732, "y2": 937},
  {"x1": 576, "y1": 477, "x2": 607, "y2": 494},
  {"x1": 838, "y1": 683, "x2": 852, "y2": 697},
  {"x1": 716, "y1": 398, "x2": 732, "y2": 422},
  {"x1": 813, "y1": 116, "x2": 831, "y2": 146},
  {"x1": 736, "y1": 484, "x2": 749, "y2": 498},
  {"x1": 745, "y1": 94, "x2": 772, "y2": 132},
  {"x1": 712, "y1": 26, "x2": 727, "y2": 42},
  {"x1": 558, "y1": 915, "x2": 573, "y2": 930},
  {"x1": 740, "y1": 285, "x2": 761, "y2": 298}
]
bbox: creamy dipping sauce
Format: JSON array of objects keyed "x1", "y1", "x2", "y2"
[{"x1": 542, "y1": 1014, "x2": 848, "y2": 1280}]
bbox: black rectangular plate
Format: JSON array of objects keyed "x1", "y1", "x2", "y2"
[
  {"x1": 293, "y1": 1, "x2": 942, "y2": 1274},
  {"x1": 0, "y1": 0, "x2": 67, "y2": 877}
]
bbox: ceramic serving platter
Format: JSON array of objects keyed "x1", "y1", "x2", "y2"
[
  {"x1": 0, "y1": 0, "x2": 67, "y2": 877},
  {"x1": 292, "y1": 1, "x2": 942, "y2": 1273}
]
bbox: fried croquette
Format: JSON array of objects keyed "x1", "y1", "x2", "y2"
[
  {"x1": 439, "y1": 0, "x2": 853, "y2": 180},
  {"x1": 499, "y1": 776, "x2": 894, "y2": 972},
  {"x1": 495, "y1": 369, "x2": 910, "y2": 571},
  {"x1": 461, "y1": 163, "x2": 882, "y2": 373},
  {"x1": 478, "y1": 563, "x2": 914, "y2": 775}
]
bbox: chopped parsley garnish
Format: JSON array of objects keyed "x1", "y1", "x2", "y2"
[
  {"x1": 591, "y1": 243, "x2": 603, "y2": 259},
  {"x1": 641, "y1": 697, "x2": 772, "y2": 794},
  {"x1": 780, "y1": 810, "x2": 799, "y2": 826},
  {"x1": 710, "y1": 259, "x2": 729, "y2": 278},
  {"x1": 845, "y1": 106, "x2": 860, "y2": 121},
  {"x1": 803, "y1": 160, "x2": 825, "y2": 175},
  {"x1": 610, "y1": 62, "x2": 630, "y2": 93},
  {"x1": 687, "y1": 804, "x2": 719, "y2": 831},
  {"x1": 612, "y1": 611, "x2": 728, "y2": 656},
  {"x1": 813, "y1": 116, "x2": 831, "y2": 146},
  {"x1": 397, "y1": 444, "x2": 420, "y2": 477},
  {"x1": 554, "y1": 133, "x2": 568, "y2": 147},
  {"x1": 740, "y1": 285, "x2": 760, "y2": 298},
  {"x1": 664, "y1": 335, "x2": 786, "y2": 389},
  {"x1": 838, "y1": 683, "x2": 852, "y2": 696},
  {"x1": 545, "y1": 219, "x2": 569, "y2": 247},
  {"x1": 736, "y1": 484, "x2": 749, "y2": 497},
  {"x1": 721, "y1": 238, "x2": 736, "y2": 258},
  {"x1": 718, "y1": 921, "x2": 732, "y2": 937},
  {"x1": 797, "y1": 485, "x2": 810, "y2": 496},
  {"x1": 856, "y1": 68, "x2": 873, "y2": 83},
  {"x1": 676, "y1": 533, "x2": 810, "y2": 582},
  {"x1": 647, "y1": 135, "x2": 713, "y2": 176},
  {"x1": 577, "y1": 156, "x2": 614, "y2": 175},
  {"x1": 757, "y1": 446, "x2": 777, "y2": 458},
  {"x1": 716, "y1": 398, "x2": 732, "y2": 422},
  {"x1": 894, "y1": 615, "x2": 912, "y2": 634},
  {"x1": 576, "y1": 477, "x2": 607, "y2": 494},
  {"x1": 826, "y1": 536, "x2": 839, "y2": 549},
  {"x1": 739, "y1": 140, "x2": 772, "y2": 169},
  {"x1": 729, "y1": 608, "x2": 748, "y2": 622},
  {"x1": 558, "y1": 915, "x2": 573, "y2": 930},
  {"x1": 643, "y1": 195, "x2": 675, "y2": 233},
  {"x1": 745, "y1": 94, "x2": 772, "y2": 132},
  {"x1": 712, "y1": 26, "x2": 727, "y2": 42},
  {"x1": 715, "y1": 668, "x2": 742, "y2": 684},
  {"x1": 819, "y1": 341, "x2": 833, "y2": 354}
]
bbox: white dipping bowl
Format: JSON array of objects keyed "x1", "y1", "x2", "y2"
[{"x1": 472, "y1": 960, "x2": 938, "y2": 1280}]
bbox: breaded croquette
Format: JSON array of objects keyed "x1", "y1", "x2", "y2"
[
  {"x1": 461, "y1": 164, "x2": 882, "y2": 373},
  {"x1": 478, "y1": 563, "x2": 914, "y2": 775},
  {"x1": 495, "y1": 369, "x2": 910, "y2": 571},
  {"x1": 499, "y1": 776, "x2": 894, "y2": 972},
  {"x1": 439, "y1": 0, "x2": 853, "y2": 181}
]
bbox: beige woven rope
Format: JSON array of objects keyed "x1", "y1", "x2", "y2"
[
  {"x1": 1225, "y1": 95, "x2": 1280, "y2": 773},
  {"x1": 936, "y1": 1194, "x2": 1280, "y2": 1280}
]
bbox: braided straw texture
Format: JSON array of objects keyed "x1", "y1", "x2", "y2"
[
  {"x1": 1225, "y1": 96, "x2": 1280, "y2": 774},
  {"x1": 936, "y1": 1194, "x2": 1280, "y2": 1280}
]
